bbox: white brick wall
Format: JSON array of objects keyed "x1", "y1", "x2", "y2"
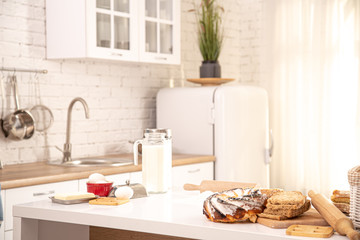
[{"x1": 0, "y1": 0, "x2": 262, "y2": 165}]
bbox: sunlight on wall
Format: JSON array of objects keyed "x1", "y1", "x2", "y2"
[
  {"x1": 265, "y1": 0, "x2": 360, "y2": 195},
  {"x1": 328, "y1": 5, "x2": 359, "y2": 190}
]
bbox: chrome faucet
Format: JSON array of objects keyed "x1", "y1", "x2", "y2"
[{"x1": 62, "y1": 97, "x2": 89, "y2": 162}]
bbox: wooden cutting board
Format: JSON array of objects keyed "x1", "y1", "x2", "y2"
[{"x1": 257, "y1": 208, "x2": 329, "y2": 229}]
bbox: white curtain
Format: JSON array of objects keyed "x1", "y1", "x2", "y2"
[{"x1": 263, "y1": 0, "x2": 360, "y2": 196}]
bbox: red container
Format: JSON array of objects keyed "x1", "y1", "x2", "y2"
[{"x1": 87, "y1": 182, "x2": 113, "y2": 197}]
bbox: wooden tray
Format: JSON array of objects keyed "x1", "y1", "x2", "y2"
[
  {"x1": 187, "y1": 78, "x2": 235, "y2": 86},
  {"x1": 257, "y1": 209, "x2": 329, "y2": 229},
  {"x1": 286, "y1": 225, "x2": 334, "y2": 238}
]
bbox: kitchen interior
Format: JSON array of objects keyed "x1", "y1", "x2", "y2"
[{"x1": 1, "y1": 0, "x2": 360, "y2": 240}]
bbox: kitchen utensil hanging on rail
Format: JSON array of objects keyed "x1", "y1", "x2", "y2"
[
  {"x1": 29, "y1": 73, "x2": 53, "y2": 133},
  {"x1": 0, "y1": 72, "x2": 5, "y2": 129},
  {"x1": 1, "y1": 75, "x2": 35, "y2": 140}
]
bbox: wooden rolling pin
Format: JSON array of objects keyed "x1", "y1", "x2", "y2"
[
  {"x1": 308, "y1": 190, "x2": 360, "y2": 240},
  {"x1": 183, "y1": 180, "x2": 257, "y2": 193}
]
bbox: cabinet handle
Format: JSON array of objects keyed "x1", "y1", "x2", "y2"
[
  {"x1": 188, "y1": 169, "x2": 200, "y2": 174},
  {"x1": 33, "y1": 190, "x2": 55, "y2": 197},
  {"x1": 155, "y1": 57, "x2": 167, "y2": 60},
  {"x1": 111, "y1": 53, "x2": 123, "y2": 56}
]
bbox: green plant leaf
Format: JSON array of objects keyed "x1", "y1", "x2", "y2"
[{"x1": 193, "y1": 0, "x2": 224, "y2": 61}]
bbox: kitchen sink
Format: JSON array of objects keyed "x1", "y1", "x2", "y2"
[{"x1": 49, "y1": 158, "x2": 133, "y2": 167}]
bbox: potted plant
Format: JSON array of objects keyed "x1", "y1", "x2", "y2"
[{"x1": 192, "y1": 0, "x2": 224, "y2": 78}]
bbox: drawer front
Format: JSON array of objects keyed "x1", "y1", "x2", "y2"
[
  {"x1": 0, "y1": 190, "x2": 4, "y2": 239},
  {"x1": 79, "y1": 173, "x2": 130, "y2": 192},
  {"x1": 172, "y1": 162, "x2": 214, "y2": 188},
  {"x1": 4, "y1": 230, "x2": 12, "y2": 240},
  {"x1": 5, "y1": 180, "x2": 78, "y2": 231}
]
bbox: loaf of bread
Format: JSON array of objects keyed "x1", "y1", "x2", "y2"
[{"x1": 203, "y1": 188, "x2": 268, "y2": 223}]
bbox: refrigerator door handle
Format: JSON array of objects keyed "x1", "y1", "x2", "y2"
[
  {"x1": 269, "y1": 129, "x2": 274, "y2": 157},
  {"x1": 208, "y1": 103, "x2": 215, "y2": 124},
  {"x1": 265, "y1": 129, "x2": 274, "y2": 164}
]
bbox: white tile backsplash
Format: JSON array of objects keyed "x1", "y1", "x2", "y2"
[{"x1": 0, "y1": 0, "x2": 262, "y2": 165}]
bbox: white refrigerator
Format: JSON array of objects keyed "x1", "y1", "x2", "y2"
[{"x1": 156, "y1": 85, "x2": 272, "y2": 188}]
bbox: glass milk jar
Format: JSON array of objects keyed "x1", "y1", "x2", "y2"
[{"x1": 133, "y1": 129, "x2": 172, "y2": 193}]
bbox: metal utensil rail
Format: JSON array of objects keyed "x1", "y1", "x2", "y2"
[{"x1": 0, "y1": 67, "x2": 48, "y2": 74}]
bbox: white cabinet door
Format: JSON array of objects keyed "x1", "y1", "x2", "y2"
[
  {"x1": 46, "y1": 0, "x2": 138, "y2": 62},
  {"x1": 0, "y1": 190, "x2": 4, "y2": 239},
  {"x1": 79, "y1": 172, "x2": 130, "y2": 192},
  {"x1": 86, "y1": 0, "x2": 139, "y2": 61},
  {"x1": 139, "y1": 0, "x2": 180, "y2": 64},
  {"x1": 4, "y1": 180, "x2": 78, "y2": 232},
  {"x1": 172, "y1": 162, "x2": 214, "y2": 188},
  {"x1": 4, "y1": 230, "x2": 12, "y2": 240}
]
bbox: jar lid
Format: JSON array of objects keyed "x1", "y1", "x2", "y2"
[{"x1": 144, "y1": 128, "x2": 172, "y2": 139}]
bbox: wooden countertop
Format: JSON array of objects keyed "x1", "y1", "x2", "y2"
[{"x1": 0, "y1": 154, "x2": 215, "y2": 189}]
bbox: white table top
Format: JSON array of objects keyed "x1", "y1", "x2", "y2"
[{"x1": 13, "y1": 190, "x2": 348, "y2": 240}]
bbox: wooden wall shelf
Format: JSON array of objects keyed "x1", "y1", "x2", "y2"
[{"x1": 187, "y1": 78, "x2": 235, "y2": 86}]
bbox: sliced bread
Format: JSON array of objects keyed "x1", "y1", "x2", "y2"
[
  {"x1": 263, "y1": 199, "x2": 311, "y2": 218},
  {"x1": 267, "y1": 191, "x2": 306, "y2": 207}
]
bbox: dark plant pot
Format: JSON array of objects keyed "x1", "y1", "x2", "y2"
[{"x1": 200, "y1": 61, "x2": 221, "y2": 78}]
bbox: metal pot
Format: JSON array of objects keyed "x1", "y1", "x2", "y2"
[{"x1": 1, "y1": 76, "x2": 35, "y2": 140}]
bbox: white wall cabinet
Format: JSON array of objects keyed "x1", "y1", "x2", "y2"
[{"x1": 46, "y1": 0, "x2": 180, "y2": 64}]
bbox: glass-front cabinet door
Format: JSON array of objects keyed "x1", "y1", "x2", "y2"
[
  {"x1": 139, "y1": 0, "x2": 180, "y2": 64},
  {"x1": 87, "y1": 0, "x2": 139, "y2": 61}
]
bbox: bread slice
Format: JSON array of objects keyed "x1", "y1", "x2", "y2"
[
  {"x1": 333, "y1": 190, "x2": 350, "y2": 196},
  {"x1": 267, "y1": 191, "x2": 306, "y2": 207},
  {"x1": 263, "y1": 199, "x2": 311, "y2": 218},
  {"x1": 265, "y1": 203, "x2": 301, "y2": 210},
  {"x1": 89, "y1": 197, "x2": 129, "y2": 206},
  {"x1": 257, "y1": 213, "x2": 288, "y2": 220},
  {"x1": 334, "y1": 202, "x2": 350, "y2": 214},
  {"x1": 331, "y1": 195, "x2": 350, "y2": 204},
  {"x1": 258, "y1": 188, "x2": 283, "y2": 197}
]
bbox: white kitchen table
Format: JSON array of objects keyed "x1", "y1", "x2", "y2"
[{"x1": 13, "y1": 190, "x2": 348, "y2": 240}]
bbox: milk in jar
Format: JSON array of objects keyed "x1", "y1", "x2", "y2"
[{"x1": 133, "y1": 129, "x2": 172, "y2": 193}]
